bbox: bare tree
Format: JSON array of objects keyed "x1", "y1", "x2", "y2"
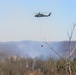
[
  {"x1": 44, "y1": 23, "x2": 76, "y2": 75},
  {"x1": 67, "y1": 24, "x2": 76, "y2": 75}
]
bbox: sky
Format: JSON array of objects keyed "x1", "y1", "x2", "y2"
[{"x1": 0, "y1": 0, "x2": 76, "y2": 42}]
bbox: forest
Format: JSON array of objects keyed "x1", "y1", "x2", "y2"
[{"x1": 0, "y1": 56, "x2": 76, "y2": 75}]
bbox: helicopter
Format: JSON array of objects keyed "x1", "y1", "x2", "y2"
[{"x1": 34, "y1": 12, "x2": 51, "y2": 18}]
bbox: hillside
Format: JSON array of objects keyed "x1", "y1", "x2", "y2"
[{"x1": 0, "y1": 41, "x2": 76, "y2": 59}]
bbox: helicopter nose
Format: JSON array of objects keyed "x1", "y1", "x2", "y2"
[{"x1": 34, "y1": 15, "x2": 37, "y2": 17}]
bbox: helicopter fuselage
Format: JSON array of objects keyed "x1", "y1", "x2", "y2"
[{"x1": 34, "y1": 13, "x2": 51, "y2": 18}]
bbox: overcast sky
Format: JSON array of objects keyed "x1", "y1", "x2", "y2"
[{"x1": 0, "y1": 0, "x2": 76, "y2": 42}]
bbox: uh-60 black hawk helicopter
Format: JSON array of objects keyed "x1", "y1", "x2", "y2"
[{"x1": 34, "y1": 12, "x2": 51, "y2": 18}]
